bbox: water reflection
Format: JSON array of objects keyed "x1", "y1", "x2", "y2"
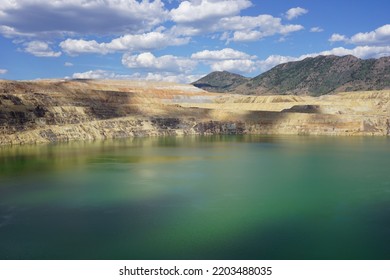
[
  {"x1": 0, "y1": 135, "x2": 389, "y2": 259},
  {"x1": 0, "y1": 135, "x2": 276, "y2": 177}
]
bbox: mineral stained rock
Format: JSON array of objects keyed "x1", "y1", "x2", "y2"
[{"x1": 0, "y1": 79, "x2": 389, "y2": 145}]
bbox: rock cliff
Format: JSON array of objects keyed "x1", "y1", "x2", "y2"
[{"x1": 0, "y1": 79, "x2": 389, "y2": 146}]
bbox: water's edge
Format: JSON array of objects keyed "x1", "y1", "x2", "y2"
[{"x1": 1, "y1": 116, "x2": 389, "y2": 147}]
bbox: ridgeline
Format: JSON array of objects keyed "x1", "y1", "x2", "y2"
[{"x1": 193, "y1": 55, "x2": 390, "y2": 96}]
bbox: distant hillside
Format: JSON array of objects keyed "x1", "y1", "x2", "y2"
[
  {"x1": 192, "y1": 71, "x2": 249, "y2": 93},
  {"x1": 193, "y1": 55, "x2": 390, "y2": 96}
]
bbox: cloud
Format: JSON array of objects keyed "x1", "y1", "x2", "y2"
[
  {"x1": 2, "y1": 0, "x2": 305, "y2": 55},
  {"x1": 169, "y1": 25, "x2": 203, "y2": 37},
  {"x1": 192, "y1": 48, "x2": 258, "y2": 74},
  {"x1": 24, "y1": 41, "x2": 61, "y2": 57},
  {"x1": 307, "y1": 46, "x2": 390, "y2": 59},
  {"x1": 350, "y1": 24, "x2": 390, "y2": 45},
  {"x1": 62, "y1": 35, "x2": 390, "y2": 83},
  {"x1": 279, "y1": 24, "x2": 305, "y2": 35},
  {"x1": 70, "y1": 69, "x2": 145, "y2": 80},
  {"x1": 71, "y1": 70, "x2": 120, "y2": 80},
  {"x1": 210, "y1": 59, "x2": 257, "y2": 73},
  {"x1": 69, "y1": 69, "x2": 202, "y2": 84},
  {"x1": 329, "y1": 24, "x2": 390, "y2": 45},
  {"x1": 170, "y1": 8, "x2": 303, "y2": 41},
  {"x1": 285, "y1": 7, "x2": 308, "y2": 20},
  {"x1": 64, "y1": 62, "x2": 73, "y2": 67},
  {"x1": 192, "y1": 46, "x2": 381, "y2": 75},
  {"x1": 0, "y1": 25, "x2": 33, "y2": 38},
  {"x1": 121, "y1": 52, "x2": 197, "y2": 73},
  {"x1": 232, "y1": 30, "x2": 262, "y2": 42},
  {"x1": 329, "y1": 33, "x2": 348, "y2": 43},
  {"x1": 59, "y1": 39, "x2": 105, "y2": 55},
  {"x1": 60, "y1": 32, "x2": 189, "y2": 55},
  {"x1": 310, "y1": 27, "x2": 324, "y2": 33},
  {"x1": 170, "y1": 0, "x2": 252, "y2": 23},
  {"x1": 140, "y1": 72, "x2": 204, "y2": 84},
  {"x1": 257, "y1": 55, "x2": 297, "y2": 72},
  {"x1": 0, "y1": 69, "x2": 8, "y2": 74},
  {"x1": 218, "y1": 15, "x2": 304, "y2": 42},
  {"x1": 0, "y1": 0, "x2": 168, "y2": 37},
  {"x1": 191, "y1": 48, "x2": 255, "y2": 60}
]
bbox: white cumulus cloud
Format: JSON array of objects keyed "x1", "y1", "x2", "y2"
[
  {"x1": 218, "y1": 15, "x2": 304, "y2": 42},
  {"x1": 71, "y1": 70, "x2": 122, "y2": 80},
  {"x1": 60, "y1": 32, "x2": 189, "y2": 55},
  {"x1": 350, "y1": 24, "x2": 390, "y2": 45},
  {"x1": 285, "y1": 7, "x2": 308, "y2": 20},
  {"x1": 329, "y1": 33, "x2": 348, "y2": 43},
  {"x1": 329, "y1": 24, "x2": 390, "y2": 45},
  {"x1": 69, "y1": 69, "x2": 202, "y2": 84},
  {"x1": 191, "y1": 48, "x2": 255, "y2": 60},
  {"x1": 257, "y1": 55, "x2": 297, "y2": 72},
  {"x1": 279, "y1": 24, "x2": 305, "y2": 35},
  {"x1": 0, "y1": 69, "x2": 8, "y2": 74},
  {"x1": 0, "y1": 0, "x2": 168, "y2": 37},
  {"x1": 141, "y1": 72, "x2": 204, "y2": 84},
  {"x1": 191, "y1": 48, "x2": 258, "y2": 74},
  {"x1": 24, "y1": 41, "x2": 61, "y2": 57},
  {"x1": 122, "y1": 52, "x2": 197, "y2": 73},
  {"x1": 307, "y1": 46, "x2": 390, "y2": 59},
  {"x1": 310, "y1": 27, "x2": 324, "y2": 33},
  {"x1": 170, "y1": 7, "x2": 303, "y2": 41},
  {"x1": 170, "y1": 0, "x2": 252, "y2": 23},
  {"x1": 232, "y1": 30, "x2": 263, "y2": 42},
  {"x1": 210, "y1": 59, "x2": 257, "y2": 73}
]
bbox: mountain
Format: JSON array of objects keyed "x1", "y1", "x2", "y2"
[
  {"x1": 193, "y1": 55, "x2": 390, "y2": 96},
  {"x1": 191, "y1": 71, "x2": 249, "y2": 93}
]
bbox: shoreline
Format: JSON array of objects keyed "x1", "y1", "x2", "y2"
[
  {"x1": 1, "y1": 115, "x2": 388, "y2": 147},
  {"x1": 1, "y1": 79, "x2": 389, "y2": 146}
]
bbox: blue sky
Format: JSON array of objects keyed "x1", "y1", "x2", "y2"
[{"x1": 0, "y1": 0, "x2": 389, "y2": 83}]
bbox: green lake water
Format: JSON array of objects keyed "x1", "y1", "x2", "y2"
[{"x1": 0, "y1": 135, "x2": 389, "y2": 260}]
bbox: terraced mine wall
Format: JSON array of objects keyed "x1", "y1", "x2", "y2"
[{"x1": 0, "y1": 80, "x2": 389, "y2": 146}]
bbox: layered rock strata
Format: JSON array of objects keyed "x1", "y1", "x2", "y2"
[{"x1": 0, "y1": 79, "x2": 389, "y2": 145}]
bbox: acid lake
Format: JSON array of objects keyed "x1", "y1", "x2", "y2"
[{"x1": 0, "y1": 135, "x2": 389, "y2": 259}]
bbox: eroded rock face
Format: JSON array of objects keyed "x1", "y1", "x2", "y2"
[{"x1": 0, "y1": 79, "x2": 389, "y2": 146}]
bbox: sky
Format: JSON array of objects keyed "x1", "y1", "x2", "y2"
[{"x1": 0, "y1": 0, "x2": 389, "y2": 83}]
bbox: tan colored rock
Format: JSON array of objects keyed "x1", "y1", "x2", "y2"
[{"x1": 0, "y1": 79, "x2": 389, "y2": 146}]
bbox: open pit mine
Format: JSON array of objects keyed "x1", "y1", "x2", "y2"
[{"x1": 0, "y1": 79, "x2": 389, "y2": 145}]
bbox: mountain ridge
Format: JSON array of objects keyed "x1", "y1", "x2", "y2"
[
  {"x1": 191, "y1": 71, "x2": 249, "y2": 93},
  {"x1": 193, "y1": 55, "x2": 390, "y2": 96}
]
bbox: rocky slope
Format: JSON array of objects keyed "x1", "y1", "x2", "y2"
[
  {"x1": 0, "y1": 79, "x2": 389, "y2": 146},
  {"x1": 193, "y1": 55, "x2": 390, "y2": 96},
  {"x1": 192, "y1": 71, "x2": 249, "y2": 93}
]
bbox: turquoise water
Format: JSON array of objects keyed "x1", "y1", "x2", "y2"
[{"x1": 0, "y1": 135, "x2": 389, "y2": 259}]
